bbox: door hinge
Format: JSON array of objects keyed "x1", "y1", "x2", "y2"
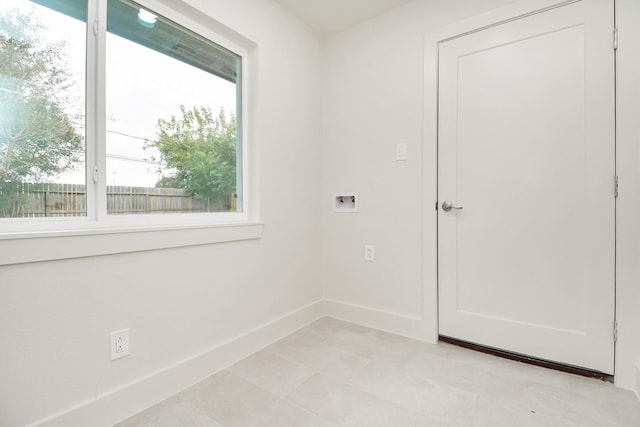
[
  {"x1": 435, "y1": 202, "x2": 438, "y2": 211},
  {"x1": 613, "y1": 321, "x2": 618, "y2": 342},
  {"x1": 93, "y1": 19, "x2": 99, "y2": 36},
  {"x1": 613, "y1": 28, "x2": 618, "y2": 50},
  {"x1": 614, "y1": 176, "x2": 619, "y2": 198}
]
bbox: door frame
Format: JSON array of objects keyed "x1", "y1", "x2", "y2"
[{"x1": 421, "y1": 0, "x2": 617, "y2": 373}]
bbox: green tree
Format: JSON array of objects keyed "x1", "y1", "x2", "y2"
[
  {"x1": 0, "y1": 7, "x2": 83, "y2": 182},
  {"x1": 149, "y1": 105, "x2": 237, "y2": 207}
]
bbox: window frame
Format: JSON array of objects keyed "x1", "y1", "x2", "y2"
[{"x1": 0, "y1": 0, "x2": 261, "y2": 262}]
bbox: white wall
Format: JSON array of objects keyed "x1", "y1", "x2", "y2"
[
  {"x1": 3, "y1": 0, "x2": 639, "y2": 424},
  {"x1": 322, "y1": 0, "x2": 640, "y2": 391},
  {"x1": 321, "y1": 0, "x2": 518, "y2": 338},
  {"x1": 615, "y1": 0, "x2": 640, "y2": 393},
  {"x1": 0, "y1": 1, "x2": 323, "y2": 426}
]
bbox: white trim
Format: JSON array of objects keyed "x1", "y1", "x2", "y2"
[
  {"x1": 26, "y1": 300, "x2": 324, "y2": 427},
  {"x1": 86, "y1": 0, "x2": 102, "y2": 221},
  {"x1": 0, "y1": 222, "x2": 264, "y2": 265},
  {"x1": 433, "y1": 0, "x2": 579, "y2": 41},
  {"x1": 22, "y1": 300, "x2": 430, "y2": 426},
  {"x1": 323, "y1": 299, "x2": 434, "y2": 342},
  {"x1": 0, "y1": 0, "x2": 257, "y2": 235},
  {"x1": 19, "y1": 295, "x2": 639, "y2": 426},
  {"x1": 94, "y1": 0, "x2": 108, "y2": 222},
  {"x1": 421, "y1": 0, "x2": 587, "y2": 360},
  {"x1": 636, "y1": 362, "x2": 640, "y2": 399}
]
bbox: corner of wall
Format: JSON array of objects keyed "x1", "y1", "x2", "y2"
[
  {"x1": 30, "y1": 300, "x2": 324, "y2": 427},
  {"x1": 322, "y1": 299, "x2": 436, "y2": 343},
  {"x1": 635, "y1": 361, "x2": 640, "y2": 399}
]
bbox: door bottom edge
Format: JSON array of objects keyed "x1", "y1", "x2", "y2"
[{"x1": 438, "y1": 335, "x2": 614, "y2": 382}]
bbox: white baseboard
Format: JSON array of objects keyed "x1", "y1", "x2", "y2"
[
  {"x1": 28, "y1": 296, "x2": 636, "y2": 426},
  {"x1": 29, "y1": 300, "x2": 324, "y2": 427},
  {"x1": 635, "y1": 361, "x2": 640, "y2": 400},
  {"x1": 29, "y1": 298, "x2": 436, "y2": 426},
  {"x1": 322, "y1": 298, "x2": 435, "y2": 343}
]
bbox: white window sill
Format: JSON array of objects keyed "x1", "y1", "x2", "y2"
[{"x1": 0, "y1": 222, "x2": 264, "y2": 266}]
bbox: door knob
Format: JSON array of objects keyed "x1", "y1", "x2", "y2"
[{"x1": 442, "y1": 201, "x2": 463, "y2": 212}]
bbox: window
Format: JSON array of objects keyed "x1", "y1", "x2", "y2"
[
  {"x1": 0, "y1": 0, "x2": 87, "y2": 218},
  {"x1": 105, "y1": 0, "x2": 243, "y2": 216},
  {"x1": 0, "y1": 0, "x2": 246, "y2": 230}
]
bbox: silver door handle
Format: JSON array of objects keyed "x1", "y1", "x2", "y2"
[{"x1": 442, "y1": 201, "x2": 463, "y2": 212}]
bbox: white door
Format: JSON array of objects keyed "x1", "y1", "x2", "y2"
[{"x1": 437, "y1": 0, "x2": 615, "y2": 374}]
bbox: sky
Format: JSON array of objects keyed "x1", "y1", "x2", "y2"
[{"x1": 3, "y1": 0, "x2": 237, "y2": 187}]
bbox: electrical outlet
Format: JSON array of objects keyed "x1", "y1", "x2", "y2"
[
  {"x1": 110, "y1": 329, "x2": 129, "y2": 361},
  {"x1": 364, "y1": 245, "x2": 375, "y2": 262}
]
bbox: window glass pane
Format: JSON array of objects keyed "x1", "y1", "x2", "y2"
[
  {"x1": 106, "y1": 0, "x2": 241, "y2": 215},
  {"x1": 0, "y1": 0, "x2": 87, "y2": 218}
]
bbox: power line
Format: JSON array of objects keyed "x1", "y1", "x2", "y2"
[
  {"x1": 106, "y1": 128, "x2": 150, "y2": 142},
  {"x1": 69, "y1": 121, "x2": 165, "y2": 165},
  {"x1": 106, "y1": 153, "x2": 164, "y2": 166},
  {"x1": 70, "y1": 121, "x2": 153, "y2": 142}
]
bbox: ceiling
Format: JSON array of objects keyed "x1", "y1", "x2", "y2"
[{"x1": 272, "y1": 0, "x2": 416, "y2": 37}]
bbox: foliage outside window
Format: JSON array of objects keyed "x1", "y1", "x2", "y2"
[
  {"x1": 0, "y1": 0, "x2": 244, "y2": 222},
  {"x1": 0, "y1": 1, "x2": 86, "y2": 218}
]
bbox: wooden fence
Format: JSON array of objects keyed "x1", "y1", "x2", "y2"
[{"x1": 0, "y1": 183, "x2": 229, "y2": 218}]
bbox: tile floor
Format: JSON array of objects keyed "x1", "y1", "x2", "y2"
[{"x1": 116, "y1": 317, "x2": 640, "y2": 426}]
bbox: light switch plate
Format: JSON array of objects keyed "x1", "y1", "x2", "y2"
[{"x1": 396, "y1": 143, "x2": 407, "y2": 161}]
